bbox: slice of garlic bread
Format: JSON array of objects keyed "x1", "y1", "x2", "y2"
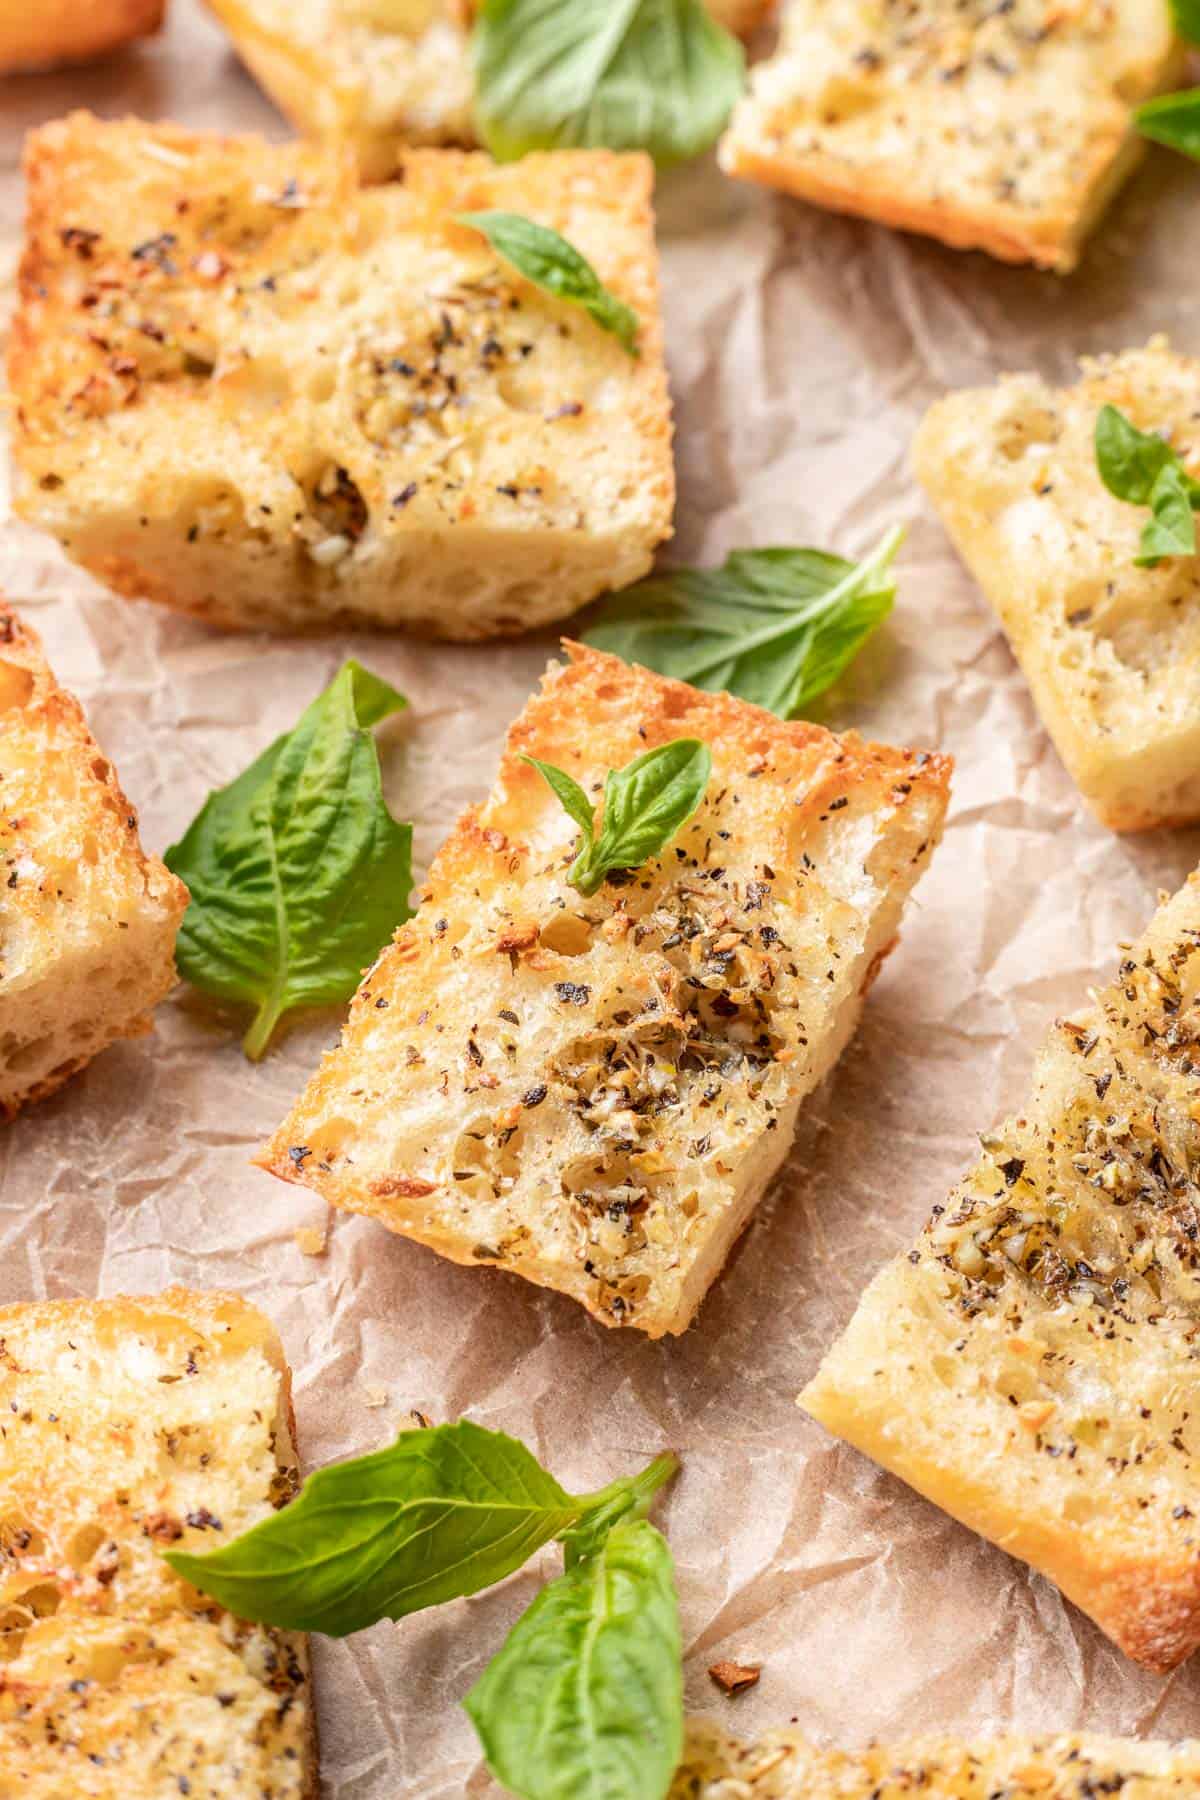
[
  {"x1": 0, "y1": 1289, "x2": 314, "y2": 1798},
  {"x1": 203, "y1": 1, "x2": 776, "y2": 180},
  {"x1": 719, "y1": 0, "x2": 1184, "y2": 272},
  {"x1": 9, "y1": 116, "x2": 674, "y2": 640},
  {"x1": 0, "y1": 0, "x2": 162, "y2": 73},
  {"x1": 915, "y1": 340, "x2": 1200, "y2": 832},
  {"x1": 804, "y1": 871, "x2": 1200, "y2": 1673},
  {"x1": 260, "y1": 643, "x2": 950, "y2": 1337},
  {"x1": 672, "y1": 1721, "x2": 1200, "y2": 1798},
  {"x1": 0, "y1": 601, "x2": 186, "y2": 1118}
]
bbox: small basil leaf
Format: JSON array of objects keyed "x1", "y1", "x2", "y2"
[
  {"x1": 1173, "y1": 0, "x2": 1200, "y2": 38},
  {"x1": 1137, "y1": 462, "x2": 1199, "y2": 566},
  {"x1": 1095, "y1": 403, "x2": 1176, "y2": 504},
  {"x1": 520, "y1": 755, "x2": 596, "y2": 844},
  {"x1": 473, "y1": 0, "x2": 745, "y2": 168},
  {"x1": 458, "y1": 212, "x2": 639, "y2": 355},
  {"x1": 166, "y1": 1421, "x2": 580, "y2": 1635},
  {"x1": 1137, "y1": 87, "x2": 1200, "y2": 159},
  {"x1": 585, "y1": 528, "x2": 901, "y2": 718},
  {"x1": 165, "y1": 662, "x2": 413, "y2": 1061},
  {"x1": 561, "y1": 1451, "x2": 678, "y2": 1570},
  {"x1": 465, "y1": 1519, "x2": 683, "y2": 1800}
]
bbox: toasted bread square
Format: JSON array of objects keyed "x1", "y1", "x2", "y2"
[
  {"x1": 0, "y1": 1289, "x2": 314, "y2": 1798},
  {"x1": 0, "y1": 601, "x2": 185, "y2": 1119},
  {"x1": 260, "y1": 643, "x2": 950, "y2": 1337},
  {"x1": 0, "y1": 0, "x2": 162, "y2": 73},
  {"x1": 804, "y1": 870, "x2": 1200, "y2": 1673},
  {"x1": 718, "y1": 0, "x2": 1184, "y2": 272},
  {"x1": 9, "y1": 116, "x2": 674, "y2": 640},
  {"x1": 203, "y1": 1, "x2": 776, "y2": 179},
  {"x1": 915, "y1": 341, "x2": 1200, "y2": 833},
  {"x1": 672, "y1": 1722, "x2": 1200, "y2": 1798}
]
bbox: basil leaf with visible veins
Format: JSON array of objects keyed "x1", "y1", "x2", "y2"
[
  {"x1": 585, "y1": 527, "x2": 902, "y2": 718},
  {"x1": 472, "y1": 0, "x2": 744, "y2": 167},
  {"x1": 525, "y1": 739, "x2": 712, "y2": 897},
  {"x1": 166, "y1": 1420, "x2": 677, "y2": 1638},
  {"x1": 465, "y1": 1519, "x2": 683, "y2": 1800},
  {"x1": 458, "y1": 211, "x2": 639, "y2": 354},
  {"x1": 165, "y1": 662, "x2": 412, "y2": 1059},
  {"x1": 1095, "y1": 403, "x2": 1200, "y2": 566}
]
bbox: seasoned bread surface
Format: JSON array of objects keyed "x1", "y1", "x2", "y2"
[
  {"x1": 204, "y1": 0, "x2": 775, "y2": 178},
  {"x1": 9, "y1": 116, "x2": 674, "y2": 640},
  {"x1": 0, "y1": 0, "x2": 162, "y2": 73},
  {"x1": 0, "y1": 601, "x2": 186, "y2": 1119},
  {"x1": 719, "y1": 0, "x2": 1184, "y2": 271},
  {"x1": 672, "y1": 1721, "x2": 1200, "y2": 1798},
  {"x1": 261, "y1": 643, "x2": 950, "y2": 1337},
  {"x1": 0, "y1": 1289, "x2": 314, "y2": 1797},
  {"x1": 804, "y1": 871, "x2": 1200, "y2": 1673},
  {"x1": 916, "y1": 340, "x2": 1200, "y2": 833}
]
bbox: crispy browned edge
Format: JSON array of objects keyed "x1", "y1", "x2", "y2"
[
  {"x1": 0, "y1": 597, "x2": 188, "y2": 1120},
  {"x1": 8, "y1": 122, "x2": 674, "y2": 638},
  {"x1": 0, "y1": 0, "x2": 163, "y2": 73},
  {"x1": 719, "y1": 36, "x2": 1188, "y2": 272},
  {"x1": 256, "y1": 641, "x2": 952, "y2": 1332},
  {"x1": 0, "y1": 1287, "x2": 318, "y2": 1793}
]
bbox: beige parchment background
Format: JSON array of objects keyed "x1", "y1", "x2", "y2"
[{"x1": 4, "y1": 9, "x2": 1200, "y2": 1794}]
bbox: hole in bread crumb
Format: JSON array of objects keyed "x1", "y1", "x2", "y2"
[
  {"x1": 66, "y1": 1523, "x2": 107, "y2": 1571},
  {"x1": 540, "y1": 915, "x2": 592, "y2": 958},
  {"x1": 4, "y1": 1036, "x2": 54, "y2": 1075},
  {"x1": 0, "y1": 661, "x2": 34, "y2": 716}
]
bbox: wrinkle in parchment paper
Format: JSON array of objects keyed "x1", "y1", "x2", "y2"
[{"x1": 4, "y1": 9, "x2": 1200, "y2": 1793}]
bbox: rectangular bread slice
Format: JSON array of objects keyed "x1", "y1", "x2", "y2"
[
  {"x1": 0, "y1": 1288, "x2": 314, "y2": 1798},
  {"x1": 259, "y1": 642, "x2": 950, "y2": 1337},
  {"x1": 0, "y1": 600, "x2": 186, "y2": 1118},
  {"x1": 915, "y1": 340, "x2": 1200, "y2": 833},
  {"x1": 718, "y1": 0, "x2": 1185, "y2": 272},
  {"x1": 203, "y1": 1, "x2": 777, "y2": 180},
  {"x1": 9, "y1": 116, "x2": 674, "y2": 641},
  {"x1": 803, "y1": 870, "x2": 1200, "y2": 1673},
  {"x1": 671, "y1": 1722, "x2": 1200, "y2": 1798},
  {"x1": 0, "y1": 0, "x2": 162, "y2": 73}
]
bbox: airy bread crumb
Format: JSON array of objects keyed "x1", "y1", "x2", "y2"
[
  {"x1": 203, "y1": 1, "x2": 776, "y2": 179},
  {"x1": 719, "y1": 0, "x2": 1184, "y2": 272},
  {"x1": 0, "y1": 600, "x2": 186, "y2": 1119},
  {"x1": 0, "y1": 1288, "x2": 314, "y2": 1797},
  {"x1": 0, "y1": 0, "x2": 162, "y2": 73},
  {"x1": 672, "y1": 1721, "x2": 1200, "y2": 1797},
  {"x1": 915, "y1": 339, "x2": 1200, "y2": 832},
  {"x1": 9, "y1": 115, "x2": 674, "y2": 640},
  {"x1": 803, "y1": 870, "x2": 1200, "y2": 1674},
  {"x1": 260, "y1": 643, "x2": 950, "y2": 1337}
]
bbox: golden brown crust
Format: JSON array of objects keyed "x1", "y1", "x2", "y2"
[
  {"x1": 0, "y1": 597, "x2": 187, "y2": 1119},
  {"x1": 719, "y1": 0, "x2": 1185, "y2": 272},
  {"x1": 261, "y1": 642, "x2": 950, "y2": 1336},
  {"x1": 672, "y1": 1720, "x2": 1200, "y2": 1797},
  {"x1": 0, "y1": 0, "x2": 162, "y2": 72},
  {"x1": 9, "y1": 115, "x2": 674, "y2": 640},
  {"x1": 914, "y1": 339, "x2": 1200, "y2": 833},
  {"x1": 803, "y1": 870, "x2": 1200, "y2": 1673},
  {"x1": 0, "y1": 1288, "x2": 314, "y2": 1798}
]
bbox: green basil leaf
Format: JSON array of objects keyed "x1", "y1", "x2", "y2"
[
  {"x1": 165, "y1": 662, "x2": 412, "y2": 1060},
  {"x1": 165, "y1": 1421, "x2": 676, "y2": 1638},
  {"x1": 1171, "y1": 0, "x2": 1200, "y2": 44},
  {"x1": 1137, "y1": 87, "x2": 1200, "y2": 159},
  {"x1": 458, "y1": 212, "x2": 639, "y2": 355},
  {"x1": 472, "y1": 0, "x2": 745, "y2": 168},
  {"x1": 1095, "y1": 403, "x2": 1177, "y2": 504},
  {"x1": 584, "y1": 527, "x2": 901, "y2": 718},
  {"x1": 520, "y1": 755, "x2": 596, "y2": 844},
  {"x1": 1137, "y1": 462, "x2": 1199, "y2": 566},
  {"x1": 560, "y1": 1451, "x2": 677, "y2": 1570},
  {"x1": 1095, "y1": 404, "x2": 1200, "y2": 566},
  {"x1": 465, "y1": 1519, "x2": 683, "y2": 1800}
]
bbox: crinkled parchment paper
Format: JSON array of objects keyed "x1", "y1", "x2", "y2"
[{"x1": 5, "y1": 11, "x2": 1200, "y2": 1793}]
